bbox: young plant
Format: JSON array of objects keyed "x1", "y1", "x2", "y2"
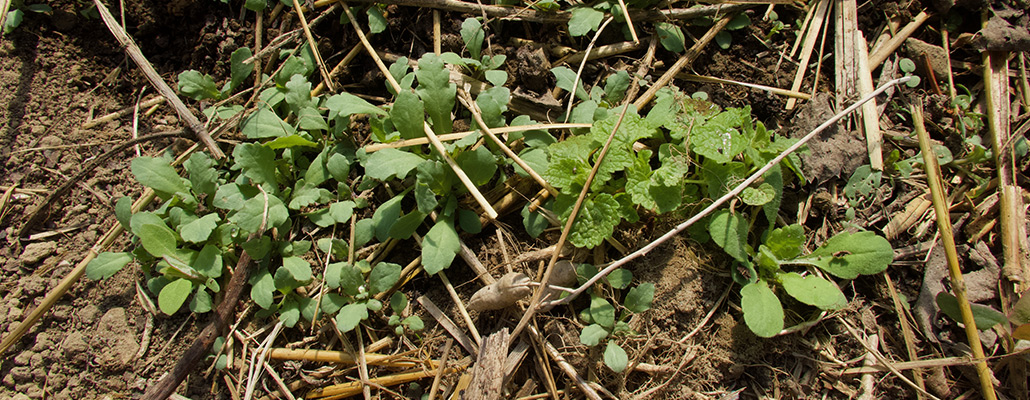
[
  {"x1": 3, "y1": 0, "x2": 51, "y2": 34},
  {"x1": 575, "y1": 264, "x2": 655, "y2": 373}
]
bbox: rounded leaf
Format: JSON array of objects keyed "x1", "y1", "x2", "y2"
[
  {"x1": 740, "y1": 281, "x2": 784, "y2": 338},
  {"x1": 158, "y1": 278, "x2": 194, "y2": 315},
  {"x1": 336, "y1": 303, "x2": 368, "y2": 332},
  {"x1": 579, "y1": 324, "x2": 608, "y2": 346},
  {"x1": 779, "y1": 273, "x2": 846, "y2": 310},
  {"x1": 604, "y1": 341, "x2": 629, "y2": 373}
]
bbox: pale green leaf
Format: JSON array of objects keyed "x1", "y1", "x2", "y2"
[
  {"x1": 158, "y1": 278, "x2": 193, "y2": 315},
  {"x1": 369, "y1": 262, "x2": 401, "y2": 295},
  {"x1": 86, "y1": 252, "x2": 132, "y2": 280},
  {"x1": 392, "y1": 89, "x2": 425, "y2": 139},
  {"x1": 800, "y1": 231, "x2": 893, "y2": 279},
  {"x1": 936, "y1": 292, "x2": 1008, "y2": 330},
  {"x1": 240, "y1": 107, "x2": 295, "y2": 139},
  {"x1": 741, "y1": 281, "x2": 784, "y2": 337},
  {"x1": 362, "y1": 148, "x2": 425, "y2": 181},
  {"x1": 336, "y1": 303, "x2": 368, "y2": 332},
  {"x1": 568, "y1": 7, "x2": 604, "y2": 37},
  {"x1": 779, "y1": 273, "x2": 846, "y2": 310},
  {"x1": 580, "y1": 324, "x2": 608, "y2": 346},
  {"x1": 131, "y1": 156, "x2": 189, "y2": 198},
  {"x1": 422, "y1": 219, "x2": 461, "y2": 275},
  {"x1": 603, "y1": 341, "x2": 628, "y2": 372},
  {"x1": 180, "y1": 213, "x2": 220, "y2": 243},
  {"x1": 708, "y1": 210, "x2": 749, "y2": 263},
  {"x1": 624, "y1": 283, "x2": 655, "y2": 313},
  {"x1": 655, "y1": 22, "x2": 685, "y2": 52},
  {"x1": 177, "y1": 70, "x2": 220, "y2": 100},
  {"x1": 590, "y1": 295, "x2": 616, "y2": 329},
  {"x1": 326, "y1": 93, "x2": 387, "y2": 118}
]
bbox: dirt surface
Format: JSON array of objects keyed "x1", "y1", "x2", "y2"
[{"x1": 1, "y1": 0, "x2": 1028, "y2": 399}]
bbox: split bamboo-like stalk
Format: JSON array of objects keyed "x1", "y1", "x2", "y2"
[
  {"x1": 868, "y1": 11, "x2": 931, "y2": 69},
  {"x1": 305, "y1": 367, "x2": 461, "y2": 399},
  {"x1": 785, "y1": 0, "x2": 831, "y2": 110},
  {"x1": 913, "y1": 98, "x2": 998, "y2": 400}
]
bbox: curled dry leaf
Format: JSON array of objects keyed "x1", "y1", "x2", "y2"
[{"x1": 468, "y1": 272, "x2": 533, "y2": 311}]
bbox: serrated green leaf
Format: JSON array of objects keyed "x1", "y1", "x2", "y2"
[
  {"x1": 86, "y1": 252, "x2": 132, "y2": 280},
  {"x1": 416, "y1": 53, "x2": 456, "y2": 134},
  {"x1": 691, "y1": 110, "x2": 748, "y2": 164},
  {"x1": 779, "y1": 273, "x2": 846, "y2": 310},
  {"x1": 131, "y1": 156, "x2": 190, "y2": 199},
  {"x1": 568, "y1": 7, "x2": 604, "y2": 37},
  {"x1": 178, "y1": 70, "x2": 220, "y2": 100},
  {"x1": 709, "y1": 210, "x2": 749, "y2": 263},
  {"x1": 655, "y1": 22, "x2": 685, "y2": 52},
  {"x1": 551, "y1": 66, "x2": 588, "y2": 101},
  {"x1": 326, "y1": 92, "x2": 387, "y2": 118},
  {"x1": 625, "y1": 283, "x2": 655, "y2": 313},
  {"x1": 240, "y1": 107, "x2": 295, "y2": 139},
  {"x1": 766, "y1": 224, "x2": 805, "y2": 260},
  {"x1": 580, "y1": 324, "x2": 608, "y2": 346},
  {"x1": 336, "y1": 303, "x2": 368, "y2": 332},
  {"x1": 800, "y1": 231, "x2": 893, "y2": 279},
  {"x1": 392, "y1": 89, "x2": 425, "y2": 140},
  {"x1": 741, "y1": 281, "x2": 784, "y2": 337},
  {"x1": 542, "y1": 135, "x2": 594, "y2": 193},
  {"x1": 422, "y1": 218, "x2": 461, "y2": 275},
  {"x1": 936, "y1": 292, "x2": 1008, "y2": 330},
  {"x1": 180, "y1": 213, "x2": 220, "y2": 243},
  {"x1": 554, "y1": 193, "x2": 622, "y2": 249},
  {"x1": 232, "y1": 143, "x2": 278, "y2": 188},
  {"x1": 363, "y1": 148, "x2": 425, "y2": 181},
  {"x1": 604, "y1": 341, "x2": 629, "y2": 373},
  {"x1": 158, "y1": 278, "x2": 193, "y2": 315},
  {"x1": 590, "y1": 295, "x2": 616, "y2": 329},
  {"x1": 460, "y1": 17, "x2": 484, "y2": 59},
  {"x1": 369, "y1": 262, "x2": 401, "y2": 295}
]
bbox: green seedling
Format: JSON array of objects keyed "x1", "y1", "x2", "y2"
[
  {"x1": 714, "y1": 13, "x2": 751, "y2": 49},
  {"x1": 3, "y1": 0, "x2": 51, "y2": 34},
  {"x1": 898, "y1": 58, "x2": 921, "y2": 88},
  {"x1": 936, "y1": 290, "x2": 1030, "y2": 342},
  {"x1": 576, "y1": 264, "x2": 655, "y2": 373}
]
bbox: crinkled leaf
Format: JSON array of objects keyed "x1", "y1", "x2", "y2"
[
  {"x1": 741, "y1": 182, "x2": 776, "y2": 206},
  {"x1": 422, "y1": 218, "x2": 461, "y2": 275},
  {"x1": 158, "y1": 278, "x2": 193, "y2": 315},
  {"x1": 554, "y1": 193, "x2": 622, "y2": 249},
  {"x1": 691, "y1": 109, "x2": 748, "y2": 164},
  {"x1": 86, "y1": 252, "x2": 132, "y2": 280},
  {"x1": 741, "y1": 281, "x2": 784, "y2": 337},
  {"x1": 936, "y1": 292, "x2": 1008, "y2": 330},
  {"x1": 177, "y1": 70, "x2": 220, "y2": 100},
  {"x1": 766, "y1": 224, "x2": 805, "y2": 260},
  {"x1": 779, "y1": 273, "x2": 846, "y2": 310},
  {"x1": 604, "y1": 341, "x2": 629, "y2": 373},
  {"x1": 708, "y1": 210, "x2": 749, "y2": 263},
  {"x1": 580, "y1": 324, "x2": 608, "y2": 346},
  {"x1": 800, "y1": 231, "x2": 893, "y2": 279}
]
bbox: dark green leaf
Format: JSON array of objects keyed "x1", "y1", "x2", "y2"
[
  {"x1": 189, "y1": 287, "x2": 212, "y2": 314},
  {"x1": 195, "y1": 245, "x2": 223, "y2": 279},
  {"x1": 115, "y1": 196, "x2": 133, "y2": 230},
  {"x1": 415, "y1": 53, "x2": 456, "y2": 134},
  {"x1": 177, "y1": 70, "x2": 220, "y2": 100},
  {"x1": 590, "y1": 295, "x2": 616, "y2": 329},
  {"x1": 392, "y1": 89, "x2": 425, "y2": 139},
  {"x1": 936, "y1": 292, "x2": 1008, "y2": 330},
  {"x1": 86, "y1": 252, "x2": 132, "y2": 280},
  {"x1": 232, "y1": 143, "x2": 278, "y2": 188},
  {"x1": 779, "y1": 273, "x2": 846, "y2": 310},
  {"x1": 422, "y1": 218, "x2": 461, "y2": 275},
  {"x1": 605, "y1": 269, "x2": 633, "y2": 289},
  {"x1": 388, "y1": 210, "x2": 426, "y2": 240},
  {"x1": 568, "y1": 7, "x2": 604, "y2": 36},
  {"x1": 228, "y1": 47, "x2": 255, "y2": 92},
  {"x1": 708, "y1": 210, "x2": 749, "y2": 263},
  {"x1": 741, "y1": 281, "x2": 784, "y2": 337},
  {"x1": 655, "y1": 22, "x2": 685, "y2": 52},
  {"x1": 800, "y1": 231, "x2": 893, "y2": 279},
  {"x1": 369, "y1": 262, "x2": 401, "y2": 295}
]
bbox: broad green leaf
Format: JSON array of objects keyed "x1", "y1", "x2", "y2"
[
  {"x1": 459, "y1": 17, "x2": 484, "y2": 59},
  {"x1": 296, "y1": 106, "x2": 329, "y2": 131},
  {"x1": 327, "y1": 151, "x2": 353, "y2": 182},
  {"x1": 513, "y1": 147, "x2": 549, "y2": 178},
  {"x1": 936, "y1": 292, "x2": 1008, "y2": 330},
  {"x1": 282, "y1": 256, "x2": 313, "y2": 282},
  {"x1": 800, "y1": 231, "x2": 893, "y2": 279},
  {"x1": 416, "y1": 53, "x2": 456, "y2": 134},
  {"x1": 86, "y1": 252, "x2": 132, "y2": 280},
  {"x1": 708, "y1": 210, "x2": 749, "y2": 263},
  {"x1": 392, "y1": 89, "x2": 425, "y2": 139},
  {"x1": 422, "y1": 218, "x2": 461, "y2": 275},
  {"x1": 390, "y1": 292, "x2": 408, "y2": 314},
  {"x1": 1011, "y1": 292, "x2": 1030, "y2": 325},
  {"x1": 580, "y1": 324, "x2": 608, "y2": 346},
  {"x1": 177, "y1": 70, "x2": 220, "y2": 100},
  {"x1": 363, "y1": 148, "x2": 425, "y2": 181},
  {"x1": 326, "y1": 93, "x2": 387, "y2": 118},
  {"x1": 741, "y1": 183, "x2": 776, "y2": 206},
  {"x1": 229, "y1": 190, "x2": 288, "y2": 234},
  {"x1": 605, "y1": 269, "x2": 633, "y2": 289},
  {"x1": 366, "y1": 6, "x2": 387, "y2": 34},
  {"x1": 289, "y1": 184, "x2": 332, "y2": 210},
  {"x1": 240, "y1": 107, "x2": 295, "y2": 139},
  {"x1": 213, "y1": 183, "x2": 258, "y2": 211},
  {"x1": 485, "y1": 70, "x2": 507, "y2": 86},
  {"x1": 365, "y1": 299, "x2": 383, "y2": 311},
  {"x1": 715, "y1": 31, "x2": 732, "y2": 49},
  {"x1": 139, "y1": 223, "x2": 179, "y2": 259},
  {"x1": 229, "y1": 47, "x2": 255, "y2": 92},
  {"x1": 242, "y1": 235, "x2": 272, "y2": 259},
  {"x1": 551, "y1": 66, "x2": 588, "y2": 101},
  {"x1": 114, "y1": 196, "x2": 133, "y2": 230},
  {"x1": 655, "y1": 22, "x2": 685, "y2": 52},
  {"x1": 690, "y1": 109, "x2": 748, "y2": 164},
  {"x1": 624, "y1": 283, "x2": 655, "y2": 313},
  {"x1": 741, "y1": 281, "x2": 784, "y2": 337},
  {"x1": 279, "y1": 295, "x2": 301, "y2": 327},
  {"x1": 336, "y1": 303, "x2": 368, "y2": 332},
  {"x1": 568, "y1": 7, "x2": 604, "y2": 36},
  {"x1": 388, "y1": 210, "x2": 426, "y2": 240},
  {"x1": 190, "y1": 287, "x2": 213, "y2": 313},
  {"x1": 249, "y1": 268, "x2": 275, "y2": 309},
  {"x1": 185, "y1": 152, "x2": 218, "y2": 198},
  {"x1": 589, "y1": 295, "x2": 616, "y2": 329},
  {"x1": 779, "y1": 273, "x2": 846, "y2": 310},
  {"x1": 131, "y1": 157, "x2": 189, "y2": 198},
  {"x1": 726, "y1": 13, "x2": 751, "y2": 30},
  {"x1": 232, "y1": 143, "x2": 278, "y2": 188},
  {"x1": 766, "y1": 224, "x2": 805, "y2": 260},
  {"x1": 369, "y1": 262, "x2": 401, "y2": 295},
  {"x1": 475, "y1": 86, "x2": 509, "y2": 129},
  {"x1": 554, "y1": 193, "x2": 622, "y2": 249},
  {"x1": 276, "y1": 54, "x2": 313, "y2": 85},
  {"x1": 319, "y1": 293, "x2": 347, "y2": 316},
  {"x1": 194, "y1": 245, "x2": 223, "y2": 278},
  {"x1": 402, "y1": 315, "x2": 424, "y2": 331},
  {"x1": 521, "y1": 202, "x2": 548, "y2": 239},
  {"x1": 244, "y1": 0, "x2": 266, "y2": 11},
  {"x1": 455, "y1": 146, "x2": 497, "y2": 186},
  {"x1": 603, "y1": 341, "x2": 629, "y2": 373},
  {"x1": 180, "y1": 213, "x2": 220, "y2": 243},
  {"x1": 373, "y1": 194, "x2": 404, "y2": 241},
  {"x1": 603, "y1": 70, "x2": 631, "y2": 104},
  {"x1": 158, "y1": 278, "x2": 193, "y2": 315}
]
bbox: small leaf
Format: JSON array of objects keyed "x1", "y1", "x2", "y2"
[
  {"x1": 336, "y1": 303, "x2": 368, "y2": 332},
  {"x1": 936, "y1": 292, "x2": 1008, "y2": 330},
  {"x1": 390, "y1": 292, "x2": 408, "y2": 314},
  {"x1": 899, "y1": 58, "x2": 917, "y2": 73},
  {"x1": 279, "y1": 295, "x2": 301, "y2": 327},
  {"x1": 603, "y1": 341, "x2": 629, "y2": 373},
  {"x1": 741, "y1": 281, "x2": 784, "y2": 338},
  {"x1": 86, "y1": 252, "x2": 132, "y2": 280},
  {"x1": 714, "y1": 31, "x2": 732, "y2": 49},
  {"x1": 194, "y1": 245, "x2": 223, "y2": 278},
  {"x1": 228, "y1": 47, "x2": 255, "y2": 92},
  {"x1": 369, "y1": 262, "x2": 402, "y2": 295},
  {"x1": 366, "y1": 6, "x2": 387, "y2": 34},
  {"x1": 402, "y1": 315, "x2": 424, "y2": 331},
  {"x1": 388, "y1": 210, "x2": 426, "y2": 240},
  {"x1": 250, "y1": 268, "x2": 275, "y2": 309},
  {"x1": 363, "y1": 148, "x2": 425, "y2": 181},
  {"x1": 180, "y1": 213, "x2": 220, "y2": 243},
  {"x1": 422, "y1": 218, "x2": 461, "y2": 275},
  {"x1": 655, "y1": 22, "x2": 685, "y2": 52},
  {"x1": 580, "y1": 324, "x2": 608, "y2": 346},
  {"x1": 726, "y1": 13, "x2": 751, "y2": 30},
  {"x1": 232, "y1": 143, "x2": 278, "y2": 188},
  {"x1": 568, "y1": 7, "x2": 604, "y2": 37},
  {"x1": 190, "y1": 288, "x2": 213, "y2": 313},
  {"x1": 372, "y1": 194, "x2": 404, "y2": 241},
  {"x1": 266, "y1": 135, "x2": 318, "y2": 150},
  {"x1": 131, "y1": 157, "x2": 189, "y2": 198},
  {"x1": 455, "y1": 146, "x2": 497, "y2": 186},
  {"x1": 605, "y1": 269, "x2": 633, "y2": 290},
  {"x1": 158, "y1": 278, "x2": 193, "y2": 315},
  {"x1": 590, "y1": 295, "x2": 616, "y2": 329},
  {"x1": 779, "y1": 273, "x2": 846, "y2": 310},
  {"x1": 624, "y1": 283, "x2": 655, "y2": 313},
  {"x1": 551, "y1": 66, "x2": 589, "y2": 101},
  {"x1": 741, "y1": 183, "x2": 776, "y2": 206},
  {"x1": 766, "y1": 224, "x2": 805, "y2": 260},
  {"x1": 460, "y1": 17, "x2": 484, "y2": 59},
  {"x1": 282, "y1": 256, "x2": 313, "y2": 282},
  {"x1": 114, "y1": 196, "x2": 133, "y2": 231},
  {"x1": 177, "y1": 70, "x2": 220, "y2": 100},
  {"x1": 1010, "y1": 291, "x2": 1030, "y2": 325}
]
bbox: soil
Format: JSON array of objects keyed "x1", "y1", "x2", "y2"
[{"x1": 1, "y1": 0, "x2": 1026, "y2": 399}]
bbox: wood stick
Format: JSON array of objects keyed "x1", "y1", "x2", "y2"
[
  {"x1": 913, "y1": 98, "x2": 998, "y2": 400},
  {"x1": 857, "y1": 32, "x2": 883, "y2": 170},
  {"x1": 785, "y1": 0, "x2": 830, "y2": 110},
  {"x1": 92, "y1": 0, "x2": 224, "y2": 159},
  {"x1": 674, "y1": 73, "x2": 811, "y2": 99},
  {"x1": 82, "y1": 96, "x2": 166, "y2": 129},
  {"x1": 868, "y1": 11, "x2": 931, "y2": 69},
  {"x1": 291, "y1": 0, "x2": 336, "y2": 92}
]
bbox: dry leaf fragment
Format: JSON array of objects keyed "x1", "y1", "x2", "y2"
[{"x1": 468, "y1": 272, "x2": 533, "y2": 311}]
